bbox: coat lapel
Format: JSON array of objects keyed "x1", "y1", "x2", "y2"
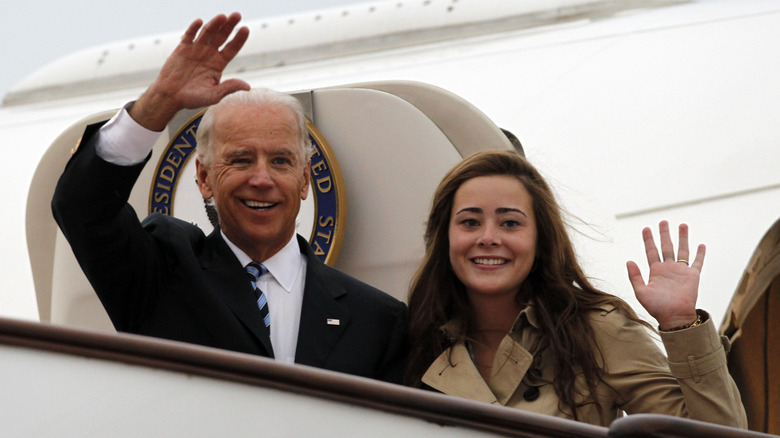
[
  {"x1": 489, "y1": 335, "x2": 534, "y2": 405},
  {"x1": 199, "y1": 228, "x2": 274, "y2": 357},
  {"x1": 294, "y1": 236, "x2": 352, "y2": 368},
  {"x1": 422, "y1": 336, "x2": 534, "y2": 406},
  {"x1": 423, "y1": 343, "x2": 499, "y2": 404}
]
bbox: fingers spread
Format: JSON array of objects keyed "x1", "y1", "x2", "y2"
[
  {"x1": 626, "y1": 261, "x2": 647, "y2": 300},
  {"x1": 216, "y1": 79, "x2": 251, "y2": 100},
  {"x1": 658, "y1": 220, "x2": 675, "y2": 262},
  {"x1": 211, "y1": 13, "x2": 243, "y2": 48},
  {"x1": 676, "y1": 223, "x2": 690, "y2": 263},
  {"x1": 181, "y1": 19, "x2": 204, "y2": 44},
  {"x1": 221, "y1": 26, "x2": 250, "y2": 61},
  {"x1": 195, "y1": 14, "x2": 228, "y2": 46},
  {"x1": 642, "y1": 226, "x2": 660, "y2": 266},
  {"x1": 691, "y1": 243, "x2": 706, "y2": 272},
  {"x1": 225, "y1": 12, "x2": 243, "y2": 30},
  {"x1": 639, "y1": 221, "x2": 705, "y2": 271},
  {"x1": 626, "y1": 260, "x2": 644, "y2": 285}
]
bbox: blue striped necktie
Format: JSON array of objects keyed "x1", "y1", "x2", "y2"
[{"x1": 245, "y1": 262, "x2": 270, "y2": 328}]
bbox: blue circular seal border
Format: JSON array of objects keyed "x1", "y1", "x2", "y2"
[{"x1": 148, "y1": 111, "x2": 346, "y2": 266}]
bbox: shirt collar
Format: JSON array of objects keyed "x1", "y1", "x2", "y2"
[{"x1": 221, "y1": 231, "x2": 303, "y2": 293}]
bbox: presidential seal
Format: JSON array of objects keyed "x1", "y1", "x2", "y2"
[{"x1": 148, "y1": 110, "x2": 346, "y2": 265}]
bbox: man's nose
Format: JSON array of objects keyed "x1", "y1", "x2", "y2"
[{"x1": 248, "y1": 163, "x2": 273, "y2": 187}]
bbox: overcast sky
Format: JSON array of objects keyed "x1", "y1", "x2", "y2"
[{"x1": 1, "y1": 0, "x2": 373, "y2": 101}]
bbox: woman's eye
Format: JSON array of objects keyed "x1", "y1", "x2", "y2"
[
  {"x1": 502, "y1": 220, "x2": 521, "y2": 228},
  {"x1": 460, "y1": 218, "x2": 479, "y2": 227}
]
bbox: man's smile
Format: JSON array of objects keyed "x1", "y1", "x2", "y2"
[{"x1": 243, "y1": 199, "x2": 277, "y2": 210}]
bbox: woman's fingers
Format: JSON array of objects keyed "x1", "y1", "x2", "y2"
[{"x1": 658, "y1": 220, "x2": 676, "y2": 262}]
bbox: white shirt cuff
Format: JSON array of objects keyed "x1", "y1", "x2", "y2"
[{"x1": 95, "y1": 102, "x2": 163, "y2": 166}]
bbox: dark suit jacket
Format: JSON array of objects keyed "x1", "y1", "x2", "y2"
[{"x1": 51, "y1": 123, "x2": 408, "y2": 383}]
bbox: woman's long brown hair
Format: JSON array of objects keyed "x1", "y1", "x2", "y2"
[{"x1": 405, "y1": 150, "x2": 651, "y2": 422}]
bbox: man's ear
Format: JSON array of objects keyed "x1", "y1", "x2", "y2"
[
  {"x1": 300, "y1": 158, "x2": 311, "y2": 200},
  {"x1": 195, "y1": 158, "x2": 213, "y2": 199}
]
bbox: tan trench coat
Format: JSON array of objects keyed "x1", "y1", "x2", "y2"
[{"x1": 422, "y1": 305, "x2": 747, "y2": 428}]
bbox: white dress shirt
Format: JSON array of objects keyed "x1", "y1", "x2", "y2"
[
  {"x1": 93, "y1": 104, "x2": 307, "y2": 363},
  {"x1": 223, "y1": 232, "x2": 307, "y2": 364}
]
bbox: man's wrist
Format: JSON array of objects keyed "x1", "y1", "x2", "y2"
[
  {"x1": 128, "y1": 86, "x2": 181, "y2": 132},
  {"x1": 97, "y1": 102, "x2": 162, "y2": 166}
]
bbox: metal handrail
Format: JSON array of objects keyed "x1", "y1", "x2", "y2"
[
  {"x1": 2, "y1": 316, "x2": 776, "y2": 438},
  {"x1": 0, "y1": 316, "x2": 606, "y2": 438},
  {"x1": 610, "y1": 414, "x2": 777, "y2": 438}
]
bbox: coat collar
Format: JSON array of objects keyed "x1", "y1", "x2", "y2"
[
  {"x1": 428, "y1": 303, "x2": 540, "y2": 405},
  {"x1": 422, "y1": 336, "x2": 534, "y2": 405}
]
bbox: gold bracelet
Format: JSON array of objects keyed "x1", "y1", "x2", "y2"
[{"x1": 666, "y1": 313, "x2": 703, "y2": 332}]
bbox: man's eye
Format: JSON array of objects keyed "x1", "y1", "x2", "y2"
[{"x1": 272, "y1": 157, "x2": 292, "y2": 166}]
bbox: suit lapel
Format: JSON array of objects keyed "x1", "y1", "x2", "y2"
[
  {"x1": 294, "y1": 236, "x2": 352, "y2": 368},
  {"x1": 199, "y1": 228, "x2": 274, "y2": 357}
]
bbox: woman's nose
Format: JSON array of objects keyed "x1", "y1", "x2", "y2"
[{"x1": 477, "y1": 224, "x2": 500, "y2": 247}]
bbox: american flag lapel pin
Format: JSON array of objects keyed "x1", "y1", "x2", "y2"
[{"x1": 327, "y1": 318, "x2": 340, "y2": 326}]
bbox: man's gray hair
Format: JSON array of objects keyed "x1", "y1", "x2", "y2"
[{"x1": 196, "y1": 88, "x2": 312, "y2": 167}]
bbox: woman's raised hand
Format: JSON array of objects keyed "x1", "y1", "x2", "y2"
[{"x1": 626, "y1": 221, "x2": 704, "y2": 331}]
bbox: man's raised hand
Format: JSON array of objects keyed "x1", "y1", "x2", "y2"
[{"x1": 130, "y1": 13, "x2": 250, "y2": 131}]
